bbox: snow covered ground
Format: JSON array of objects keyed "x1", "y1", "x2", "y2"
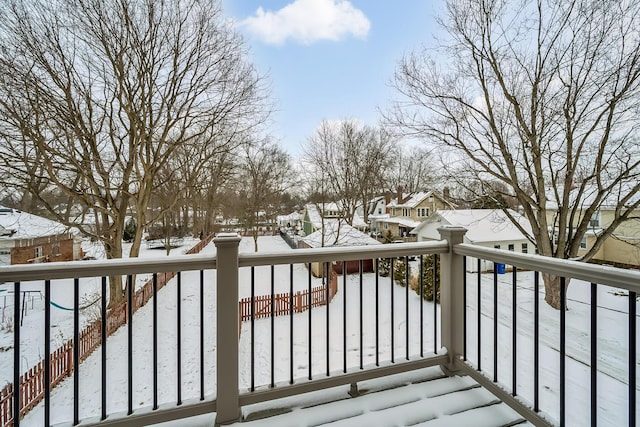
[{"x1": 2, "y1": 236, "x2": 638, "y2": 426}]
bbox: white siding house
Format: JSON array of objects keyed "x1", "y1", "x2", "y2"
[{"x1": 411, "y1": 209, "x2": 534, "y2": 272}]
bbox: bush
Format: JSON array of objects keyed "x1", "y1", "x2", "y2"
[
  {"x1": 411, "y1": 254, "x2": 440, "y2": 303},
  {"x1": 378, "y1": 258, "x2": 391, "y2": 277},
  {"x1": 393, "y1": 257, "x2": 410, "y2": 287}
]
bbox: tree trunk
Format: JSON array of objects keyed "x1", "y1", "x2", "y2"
[{"x1": 541, "y1": 273, "x2": 570, "y2": 310}]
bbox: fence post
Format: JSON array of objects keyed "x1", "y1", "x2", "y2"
[
  {"x1": 438, "y1": 226, "x2": 467, "y2": 372},
  {"x1": 214, "y1": 233, "x2": 241, "y2": 425}
]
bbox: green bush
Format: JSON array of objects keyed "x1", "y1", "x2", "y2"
[{"x1": 411, "y1": 254, "x2": 440, "y2": 302}]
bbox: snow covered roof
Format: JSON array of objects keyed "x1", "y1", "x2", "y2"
[
  {"x1": 378, "y1": 216, "x2": 421, "y2": 229},
  {"x1": 411, "y1": 209, "x2": 533, "y2": 243},
  {"x1": 387, "y1": 191, "x2": 431, "y2": 208},
  {"x1": 301, "y1": 220, "x2": 381, "y2": 248},
  {"x1": 0, "y1": 206, "x2": 72, "y2": 240},
  {"x1": 277, "y1": 212, "x2": 302, "y2": 223}
]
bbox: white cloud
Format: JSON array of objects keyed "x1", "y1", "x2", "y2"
[{"x1": 239, "y1": 0, "x2": 371, "y2": 45}]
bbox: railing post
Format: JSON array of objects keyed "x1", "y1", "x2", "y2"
[
  {"x1": 438, "y1": 226, "x2": 467, "y2": 372},
  {"x1": 214, "y1": 233, "x2": 242, "y2": 425}
]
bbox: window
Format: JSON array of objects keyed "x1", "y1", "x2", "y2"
[
  {"x1": 377, "y1": 208, "x2": 382, "y2": 214},
  {"x1": 417, "y1": 208, "x2": 430, "y2": 217},
  {"x1": 52, "y1": 243, "x2": 61, "y2": 255},
  {"x1": 522, "y1": 243, "x2": 528, "y2": 253},
  {"x1": 580, "y1": 236, "x2": 587, "y2": 249},
  {"x1": 589, "y1": 212, "x2": 601, "y2": 228},
  {"x1": 34, "y1": 246, "x2": 43, "y2": 258},
  {"x1": 508, "y1": 244, "x2": 514, "y2": 251},
  {"x1": 494, "y1": 244, "x2": 501, "y2": 249},
  {"x1": 0, "y1": 250, "x2": 10, "y2": 255},
  {"x1": 383, "y1": 223, "x2": 388, "y2": 230},
  {"x1": 402, "y1": 208, "x2": 410, "y2": 216}
]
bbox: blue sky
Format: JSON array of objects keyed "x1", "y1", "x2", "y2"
[{"x1": 222, "y1": 0, "x2": 444, "y2": 157}]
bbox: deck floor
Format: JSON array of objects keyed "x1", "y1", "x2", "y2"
[{"x1": 229, "y1": 366, "x2": 534, "y2": 427}]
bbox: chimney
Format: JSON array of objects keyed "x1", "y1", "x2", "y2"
[
  {"x1": 384, "y1": 191, "x2": 391, "y2": 206},
  {"x1": 397, "y1": 186, "x2": 404, "y2": 204},
  {"x1": 443, "y1": 186, "x2": 450, "y2": 200}
]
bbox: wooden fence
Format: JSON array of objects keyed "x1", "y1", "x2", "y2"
[
  {"x1": 239, "y1": 265, "x2": 338, "y2": 322},
  {"x1": 0, "y1": 233, "x2": 216, "y2": 427}
]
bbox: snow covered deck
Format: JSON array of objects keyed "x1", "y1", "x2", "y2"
[{"x1": 231, "y1": 366, "x2": 531, "y2": 427}]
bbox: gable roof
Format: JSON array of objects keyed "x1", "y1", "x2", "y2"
[
  {"x1": 411, "y1": 209, "x2": 533, "y2": 243},
  {"x1": 302, "y1": 220, "x2": 381, "y2": 248},
  {"x1": 0, "y1": 206, "x2": 72, "y2": 240},
  {"x1": 387, "y1": 190, "x2": 457, "y2": 209}
]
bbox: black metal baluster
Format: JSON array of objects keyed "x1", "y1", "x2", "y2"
[
  {"x1": 629, "y1": 290, "x2": 636, "y2": 427},
  {"x1": 326, "y1": 263, "x2": 330, "y2": 376},
  {"x1": 251, "y1": 267, "x2": 255, "y2": 391},
  {"x1": 375, "y1": 259, "x2": 379, "y2": 366},
  {"x1": 127, "y1": 274, "x2": 133, "y2": 415},
  {"x1": 308, "y1": 263, "x2": 312, "y2": 380},
  {"x1": 420, "y1": 255, "x2": 424, "y2": 358},
  {"x1": 343, "y1": 261, "x2": 347, "y2": 373},
  {"x1": 177, "y1": 272, "x2": 182, "y2": 405},
  {"x1": 74, "y1": 278, "x2": 79, "y2": 425},
  {"x1": 434, "y1": 254, "x2": 438, "y2": 354},
  {"x1": 289, "y1": 264, "x2": 294, "y2": 385},
  {"x1": 463, "y1": 257, "x2": 466, "y2": 361},
  {"x1": 44, "y1": 280, "x2": 51, "y2": 426},
  {"x1": 405, "y1": 256, "x2": 409, "y2": 360},
  {"x1": 359, "y1": 260, "x2": 363, "y2": 370},
  {"x1": 590, "y1": 283, "x2": 597, "y2": 426},
  {"x1": 534, "y1": 271, "x2": 540, "y2": 412},
  {"x1": 153, "y1": 273, "x2": 158, "y2": 410},
  {"x1": 493, "y1": 266, "x2": 498, "y2": 383},
  {"x1": 512, "y1": 266, "x2": 517, "y2": 396},
  {"x1": 199, "y1": 270, "x2": 204, "y2": 401},
  {"x1": 560, "y1": 277, "x2": 566, "y2": 426},
  {"x1": 477, "y1": 259, "x2": 481, "y2": 371},
  {"x1": 391, "y1": 258, "x2": 395, "y2": 363},
  {"x1": 13, "y1": 281, "x2": 19, "y2": 427},
  {"x1": 101, "y1": 277, "x2": 107, "y2": 419},
  {"x1": 270, "y1": 265, "x2": 275, "y2": 388}
]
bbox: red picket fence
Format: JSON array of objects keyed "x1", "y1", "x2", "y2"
[
  {"x1": 0, "y1": 233, "x2": 215, "y2": 427},
  {"x1": 239, "y1": 266, "x2": 338, "y2": 322}
]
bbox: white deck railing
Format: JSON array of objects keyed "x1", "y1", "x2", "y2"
[{"x1": 0, "y1": 227, "x2": 637, "y2": 427}]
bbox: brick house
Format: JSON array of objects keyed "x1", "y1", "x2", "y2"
[{"x1": 0, "y1": 206, "x2": 82, "y2": 266}]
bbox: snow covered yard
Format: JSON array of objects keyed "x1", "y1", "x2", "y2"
[
  {"x1": 464, "y1": 270, "x2": 640, "y2": 426},
  {"x1": 2, "y1": 235, "x2": 638, "y2": 426}
]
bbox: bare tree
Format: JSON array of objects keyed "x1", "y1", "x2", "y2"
[
  {"x1": 386, "y1": 0, "x2": 640, "y2": 308},
  {"x1": 303, "y1": 119, "x2": 395, "y2": 225},
  {"x1": 0, "y1": 0, "x2": 269, "y2": 306},
  {"x1": 386, "y1": 145, "x2": 436, "y2": 194},
  {"x1": 236, "y1": 141, "x2": 294, "y2": 252}
]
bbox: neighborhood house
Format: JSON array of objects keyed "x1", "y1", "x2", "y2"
[{"x1": 0, "y1": 206, "x2": 82, "y2": 266}]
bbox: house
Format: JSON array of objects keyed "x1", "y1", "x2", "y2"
[
  {"x1": 377, "y1": 189, "x2": 456, "y2": 240},
  {"x1": 545, "y1": 184, "x2": 640, "y2": 266},
  {"x1": 302, "y1": 203, "x2": 367, "y2": 237},
  {"x1": 411, "y1": 209, "x2": 534, "y2": 272},
  {"x1": 276, "y1": 211, "x2": 302, "y2": 231},
  {"x1": 299, "y1": 220, "x2": 382, "y2": 275},
  {"x1": 0, "y1": 206, "x2": 82, "y2": 266}
]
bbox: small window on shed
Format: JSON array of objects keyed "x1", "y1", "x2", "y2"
[
  {"x1": 508, "y1": 244, "x2": 514, "y2": 251},
  {"x1": 522, "y1": 243, "x2": 528, "y2": 253}
]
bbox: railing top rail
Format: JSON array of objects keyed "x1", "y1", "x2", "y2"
[
  {"x1": 237, "y1": 240, "x2": 449, "y2": 267},
  {"x1": 0, "y1": 240, "x2": 449, "y2": 283},
  {"x1": 455, "y1": 243, "x2": 640, "y2": 293},
  {"x1": 0, "y1": 253, "x2": 217, "y2": 283}
]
